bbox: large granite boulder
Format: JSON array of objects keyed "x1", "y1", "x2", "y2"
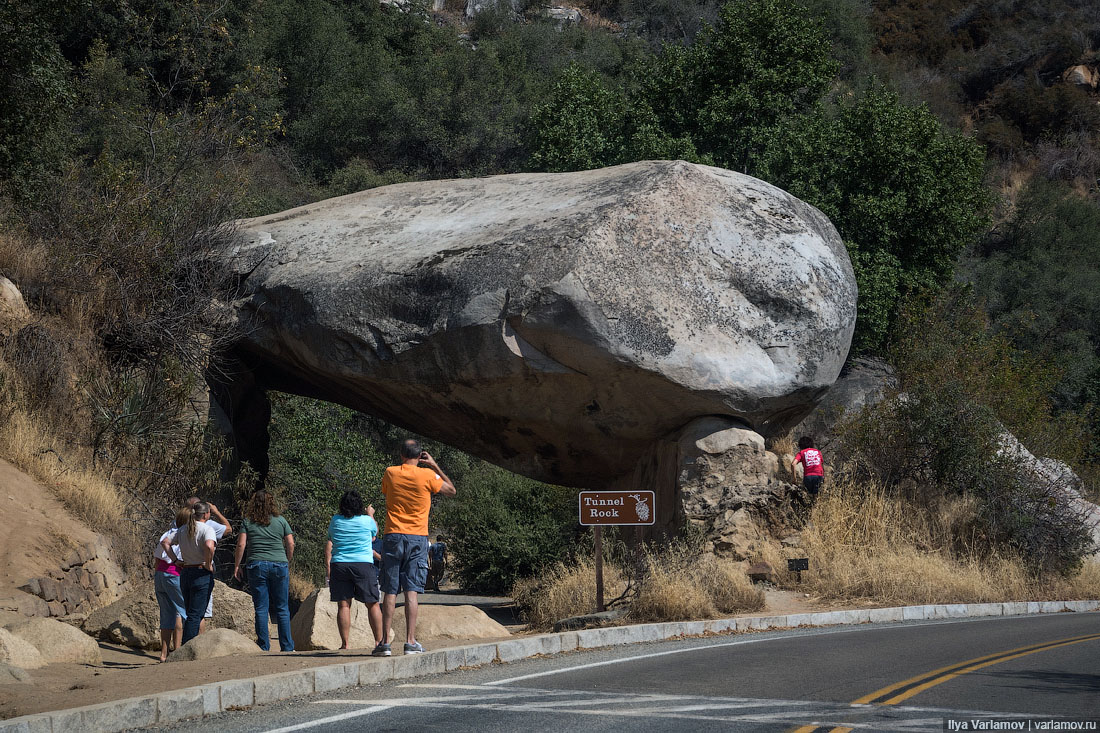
[
  {"x1": 790, "y1": 356, "x2": 897, "y2": 453},
  {"x1": 389, "y1": 604, "x2": 510, "y2": 642},
  {"x1": 215, "y1": 161, "x2": 857, "y2": 519},
  {"x1": 291, "y1": 589, "x2": 377, "y2": 651},
  {"x1": 0, "y1": 628, "x2": 44, "y2": 669}
]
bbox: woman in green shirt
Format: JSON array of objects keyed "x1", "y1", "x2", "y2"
[{"x1": 232, "y1": 490, "x2": 295, "y2": 652}]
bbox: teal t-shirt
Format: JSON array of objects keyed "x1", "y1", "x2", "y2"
[
  {"x1": 242, "y1": 516, "x2": 293, "y2": 563},
  {"x1": 327, "y1": 514, "x2": 377, "y2": 564}
]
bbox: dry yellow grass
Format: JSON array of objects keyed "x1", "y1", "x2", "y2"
[
  {"x1": 514, "y1": 547, "x2": 764, "y2": 629},
  {"x1": 0, "y1": 408, "x2": 127, "y2": 535},
  {"x1": 630, "y1": 549, "x2": 764, "y2": 622},
  {"x1": 513, "y1": 558, "x2": 627, "y2": 630},
  {"x1": 288, "y1": 570, "x2": 318, "y2": 602},
  {"x1": 761, "y1": 475, "x2": 1100, "y2": 604}
]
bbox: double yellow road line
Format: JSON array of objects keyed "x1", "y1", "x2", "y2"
[{"x1": 791, "y1": 631, "x2": 1100, "y2": 733}]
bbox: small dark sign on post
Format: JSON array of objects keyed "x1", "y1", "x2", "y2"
[
  {"x1": 788, "y1": 557, "x2": 809, "y2": 583},
  {"x1": 579, "y1": 491, "x2": 656, "y2": 612}
]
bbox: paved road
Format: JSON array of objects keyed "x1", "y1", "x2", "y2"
[{"x1": 154, "y1": 613, "x2": 1100, "y2": 732}]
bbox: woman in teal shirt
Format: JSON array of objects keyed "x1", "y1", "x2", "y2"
[
  {"x1": 324, "y1": 490, "x2": 383, "y2": 651},
  {"x1": 232, "y1": 490, "x2": 295, "y2": 652}
]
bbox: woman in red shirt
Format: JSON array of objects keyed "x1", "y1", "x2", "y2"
[{"x1": 792, "y1": 436, "x2": 825, "y2": 497}]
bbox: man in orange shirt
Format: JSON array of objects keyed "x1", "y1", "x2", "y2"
[{"x1": 374, "y1": 438, "x2": 456, "y2": 656}]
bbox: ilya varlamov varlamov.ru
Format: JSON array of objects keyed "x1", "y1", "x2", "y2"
[{"x1": 945, "y1": 720, "x2": 1098, "y2": 731}]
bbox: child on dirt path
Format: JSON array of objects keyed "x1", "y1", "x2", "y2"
[{"x1": 792, "y1": 436, "x2": 825, "y2": 498}]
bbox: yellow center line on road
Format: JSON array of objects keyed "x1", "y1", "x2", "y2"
[
  {"x1": 787, "y1": 632, "x2": 1100, "y2": 733},
  {"x1": 853, "y1": 632, "x2": 1100, "y2": 705}
]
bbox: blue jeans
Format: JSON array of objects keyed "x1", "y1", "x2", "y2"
[
  {"x1": 154, "y1": 571, "x2": 187, "y2": 630},
  {"x1": 179, "y1": 567, "x2": 214, "y2": 644},
  {"x1": 247, "y1": 561, "x2": 293, "y2": 651}
]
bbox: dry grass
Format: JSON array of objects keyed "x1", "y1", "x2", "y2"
[
  {"x1": 630, "y1": 548, "x2": 764, "y2": 622},
  {"x1": 514, "y1": 548, "x2": 763, "y2": 629},
  {"x1": 288, "y1": 570, "x2": 318, "y2": 602},
  {"x1": 0, "y1": 407, "x2": 127, "y2": 535},
  {"x1": 761, "y1": 475, "x2": 1100, "y2": 604},
  {"x1": 512, "y1": 558, "x2": 627, "y2": 630}
]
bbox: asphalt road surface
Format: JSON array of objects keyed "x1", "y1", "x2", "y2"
[{"x1": 154, "y1": 613, "x2": 1100, "y2": 732}]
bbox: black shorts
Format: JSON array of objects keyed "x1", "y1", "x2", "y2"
[
  {"x1": 804, "y1": 475, "x2": 824, "y2": 494},
  {"x1": 329, "y1": 562, "x2": 380, "y2": 604}
]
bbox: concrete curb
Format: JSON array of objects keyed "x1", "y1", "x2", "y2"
[{"x1": 3, "y1": 599, "x2": 1097, "y2": 732}]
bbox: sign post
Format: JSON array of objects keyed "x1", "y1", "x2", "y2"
[{"x1": 579, "y1": 490, "x2": 656, "y2": 614}]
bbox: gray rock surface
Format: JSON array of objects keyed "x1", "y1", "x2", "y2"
[
  {"x1": 791, "y1": 356, "x2": 897, "y2": 451},
  {"x1": 217, "y1": 161, "x2": 857, "y2": 493},
  {"x1": 0, "y1": 661, "x2": 29, "y2": 683},
  {"x1": 291, "y1": 589, "x2": 376, "y2": 651},
  {"x1": 675, "y1": 417, "x2": 803, "y2": 558}
]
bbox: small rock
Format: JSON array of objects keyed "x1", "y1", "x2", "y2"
[
  {"x1": 4, "y1": 618, "x2": 102, "y2": 665},
  {"x1": 747, "y1": 561, "x2": 775, "y2": 584},
  {"x1": 168, "y1": 628, "x2": 260, "y2": 661}
]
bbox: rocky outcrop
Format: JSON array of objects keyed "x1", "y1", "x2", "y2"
[
  {"x1": 3, "y1": 618, "x2": 101, "y2": 665},
  {"x1": 83, "y1": 581, "x2": 255, "y2": 649},
  {"x1": 291, "y1": 589, "x2": 377, "y2": 651},
  {"x1": 632, "y1": 417, "x2": 803, "y2": 558},
  {"x1": 0, "y1": 628, "x2": 44, "y2": 670},
  {"x1": 997, "y1": 431, "x2": 1100, "y2": 555},
  {"x1": 16, "y1": 541, "x2": 131, "y2": 619},
  {"x1": 168, "y1": 628, "x2": 260, "y2": 661},
  {"x1": 214, "y1": 161, "x2": 857, "y2": 532}
]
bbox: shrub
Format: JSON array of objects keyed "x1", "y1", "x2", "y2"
[
  {"x1": 629, "y1": 549, "x2": 763, "y2": 622},
  {"x1": 837, "y1": 292, "x2": 1095, "y2": 574},
  {"x1": 512, "y1": 558, "x2": 627, "y2": 629},
  {"x1": 436, "y1": 464, "x2": 579, "y2": 594}
]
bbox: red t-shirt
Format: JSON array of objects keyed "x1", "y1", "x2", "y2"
[{"x1": 795, "y1": 448, "x2": 824, "y2": 476}]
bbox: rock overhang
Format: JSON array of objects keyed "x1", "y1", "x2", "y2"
[{"x1": 217, "y1": 160, "x2": 857, "y2": 487}]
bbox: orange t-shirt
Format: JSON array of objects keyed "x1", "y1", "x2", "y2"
[{"x1": 381, "y1": 464, "x2": 443, "y2": 536}]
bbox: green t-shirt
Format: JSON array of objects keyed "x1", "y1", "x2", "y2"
[{"x1": 242, "y1": 516, "x2": 293, "y2": 563}]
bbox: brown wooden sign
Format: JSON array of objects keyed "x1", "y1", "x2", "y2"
[{"x1": 578, "y1": 491, "x2": 655, "y2": 526}]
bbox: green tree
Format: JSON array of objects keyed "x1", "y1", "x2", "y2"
[
  {"x1": 0, "y1": 3, "x2": 74, "y2": 194},
  {"x1": 757, "y1": 84, "x2": 989, "y2": 353},
  {"x1": 965, "y1": 182, "x2": 1100, "y2": 416}
]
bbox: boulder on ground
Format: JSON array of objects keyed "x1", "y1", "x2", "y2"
[
  {"x1": 3, "y1": 617, "x2": 101, "y2": 665},
  {"x1": 213, "y1": 161, "x2": 857, "y2": 539},
  {"x1": 291, "y1": 589, "x2": 377, "y2": 651},
  {"x1": 0, "y1": 628, "x2": 44, "y2": 669},
  {"x1": 0, "y1": 276, "x2": 30, "y2": 325},
  {"x1": 389, "y1": 604, "x2": 510, "y2": 643},
  {"x1": 168, "y1": 628, "x2": 260, "y2": 662},
  {"x1": 83, "y1": 580, "x2": 256, "y2": 649},
  {"x1": 0, "y1": 662, "x2": 30, "y2": 683}
]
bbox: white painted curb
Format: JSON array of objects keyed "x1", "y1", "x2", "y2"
[{"x1": 2, "y1": 599, "x2": 1097, "y2": 732}]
